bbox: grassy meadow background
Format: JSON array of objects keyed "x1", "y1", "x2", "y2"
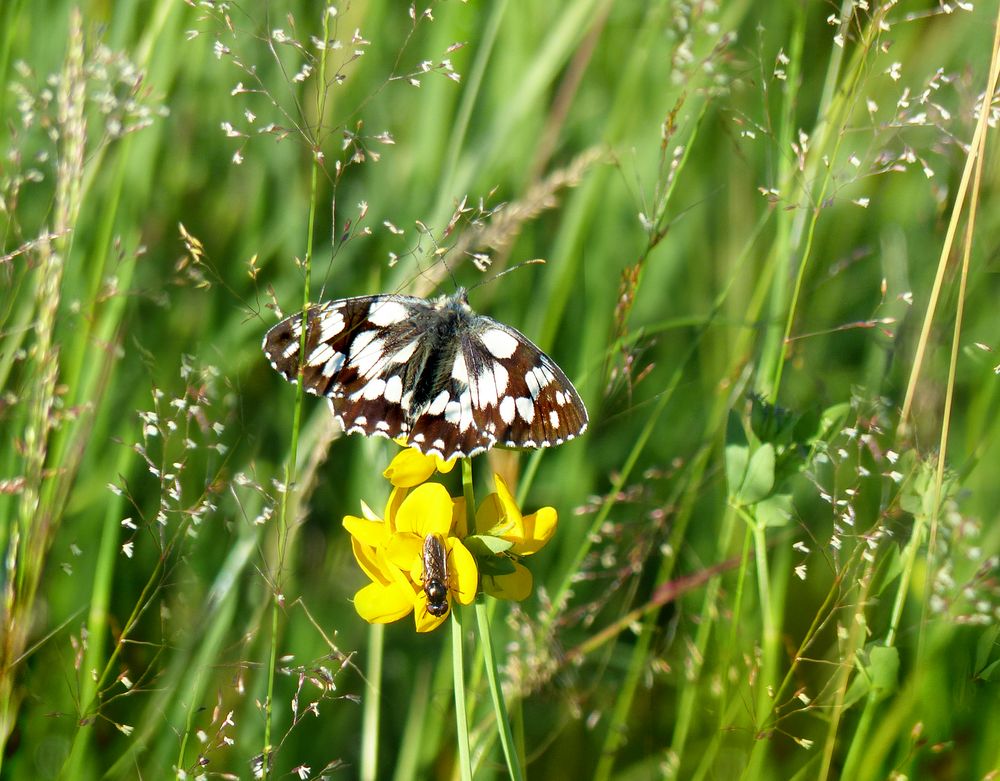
[{"x1": 3, "y1": 0, "x2": 1000, "y2": 778}]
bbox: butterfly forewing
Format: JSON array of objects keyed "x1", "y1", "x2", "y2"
[{"x1": 263, "y1": 290, "x2": 588, "y2": 460}]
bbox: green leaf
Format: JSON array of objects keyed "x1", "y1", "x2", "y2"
[
  {"x1": 871, "y1": 543, "x2": 903, "y2": 597},
  {"x1": 816, "y1": 401, "x2": 852, "y2": 441},
  {"x1": 868, "y1": 646, "x2": 899, "y2": 698},
  {"x1": 757, "y1": 493, "x2": 793, "y2": 528},
  {"x1": 477, "y1": 556, "x2": 518, "y2": 577},
  {"x1": 974, "y1": 625, "x2": 1000, "y2": 677},
  {"x1": 464, "y1": 534, "x2": 514, "y2": 557},
  {"x1": 899, "y1": 489, "x2": 923, "y2": 516},
  {"x1": 725, "y1": 409, "x2": 750, "y2": 499},
  {"x1": 976, "y1": 658, "x2": 1000, "y2": 683},
  {"x1": 725, "y1": 443, "x2": 749, "y2": 500},
  {"x1": 737, "y1": 443, "x2": 775, "y2": 505},
  {"x1": 843, "y1": 643, "x2": 898, "y2": 708}
]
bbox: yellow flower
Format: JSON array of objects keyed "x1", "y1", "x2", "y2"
[
  {"x1": 383, "y1": 444, "x2": 457, "y2": 488},
  {"x1": 473, "y1": 474, "x2": 557, "y2": 602},
  {"x1": 343, "y1": 483, "x2": 477, "y2": 632}
]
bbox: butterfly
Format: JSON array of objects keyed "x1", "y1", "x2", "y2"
[{"x1": 262, "y1": 288, "x2": 588, "y2": 461}]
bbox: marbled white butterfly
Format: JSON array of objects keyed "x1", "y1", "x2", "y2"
[{"x1": 262, "y1": 289, "x2": 588, "y2": 460}]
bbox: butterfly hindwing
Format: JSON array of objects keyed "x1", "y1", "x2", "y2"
[{"x1": 263, "y1": 290, "x2": 588, "y2": 460}]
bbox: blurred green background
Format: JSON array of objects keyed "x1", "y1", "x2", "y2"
[{"x1": 2, "y1": 0, "x2": 1000, "y2": 778}]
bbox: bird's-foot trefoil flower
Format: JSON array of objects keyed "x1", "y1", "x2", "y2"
[
  {"x1": 342, "y1": 448, "x2": 558, "y2": 632},
  {"x1": 462, "y1": 474, "x2": 557, "y2": 602},
  {"x1": 343, "y1": 482, "x2": 477, "y2": 632}
]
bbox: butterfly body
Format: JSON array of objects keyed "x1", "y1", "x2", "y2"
[{"x1": 263, "y1": 289, "x2": 588, "y2": 460}]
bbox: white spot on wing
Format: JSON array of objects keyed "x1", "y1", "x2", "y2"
[
  {"x1": 481, "y1": 328, "x2": 519, "y2": 359},
  {"x1": 452, "y1": 353, "x2": 469, "y2": 385},
  {"x1": 445, "y1": 390, "x2": 474, "y2": 431},
  {"x1": 427, "y1": 390, "x2": 450, "y2": 415},
  {"x1": 319, "y1": 310, "x2": 345, "y2": 342},
  {"x1": 548, "y1": 409, "x2": 560, "y2": 429},
  {"x1": 322, "y1": 352, "x2": 345, "y2": 377},
  {"x1": 367, "y1": 299, "x2": 409, "y2": 326},
  {"x1": 516, "y1": 397, "x2": 535, "y2": 423},
  {"x1": 458, "y1": 390, "x2": 474, "y2": 431},
  {"x1": 350, "y1": 378, "x2": 386, "y2": 401},
  {"x1": 475, "y1": 362, "x2": 508, "y2": 408},
  {"x1": 389, "y1": 340, "x2": 419, "y2": 365},
  {"x1": 350, "y1": 332, "x2": 389, "y2": 378},
  {"x1": 499, "y1": 396, "x2": 516, "y2": 424},
  {"x1": 384, "y1": 375, "x2": 403, "y2": 403},
  {"x1": 525, "y1": 367, "x2": 551, "y2": 399},
  {"x1": 351, "y1": 330, "x2": 378, "y2": 355},
  {"x1": 308, "y1": 342, "x2": 335, "y2": 367}
]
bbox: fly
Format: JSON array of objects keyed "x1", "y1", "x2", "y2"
[{"x1": 422, "y1": 533, "x2": 450, "y2": 617}]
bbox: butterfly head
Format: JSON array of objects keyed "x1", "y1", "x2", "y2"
[{"x1": 432, "y1": 287, "x2": 472, "y2": 312}]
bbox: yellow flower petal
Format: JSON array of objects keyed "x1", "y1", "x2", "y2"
[
  {"x1": 343, "y1": 515, "x2": 390, "y2": 549},
  {"x1": 383, "y1": 448, "x2": 438, "y2": 487},
  {"x1": 349, "y1": 536, "x2": 383, "y2": 584},
  {"x1": 490, "y1": 473, "x2": 522, "y2": 527},
  {"x1": 385, "y1": 534, "x2": 424, "y2": 576},
  {"x1": 448, "y1": 538, "x2": 479, "y2": 606},
  {"x1": 395, "y1": 483, "x2": 454, "y2": 537},
  {"x1": 512, "y1": 506, "x2": 557, "y2": 556},
  {"x1": 382, "y1": 446, "x2": 458, "y2": 488},
  {"x1": 354, "y1": 580, "x2": 417, "y2": 624},
  {"x1": 483, "y1": 562, "x2": 533, "y2": 602},
  {"x1": 383, "y1": 486, "x2": 408, "y2": 533},
  {"x1": 435, "y1": 455, "x2": 457, "y2": 474},
  {"x1": 475, "y1": 489, "x2": 507, "y2": 533}
]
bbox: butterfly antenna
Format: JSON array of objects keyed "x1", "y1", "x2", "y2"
[{"x1": 468, "y1": 258, "x2": 547, "y2": 293}]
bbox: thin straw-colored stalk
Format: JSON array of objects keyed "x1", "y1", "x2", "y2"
[
  {"x1": 898, "y1": 8, "x2": 1000, "y2": 433},
  {"x1": 917, "y1": 6, "x2": 1000, "y2": 667},
  {"x1": 841, "y1": 12, "x2": 1000, "y2": 778}
]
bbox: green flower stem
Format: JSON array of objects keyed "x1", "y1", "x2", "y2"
[
  {"x1": 461, "y1": 459, "x2": 522, "y2": 779},
  {"x1": 460, "y1": 457, "x2": 476, "y2": 535},
  {"x1": 361, "y1": 623, "x2": 384, "y2": 781},
  {"x1": 475, "y1": 601, "x2": 524, "y2": 781},
  {"x1": 454, "y1": 458, "x2": 477, "y2": 780},
  {"x1": 451, "y1": 607, "x2": 473, "y2": 781}
]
